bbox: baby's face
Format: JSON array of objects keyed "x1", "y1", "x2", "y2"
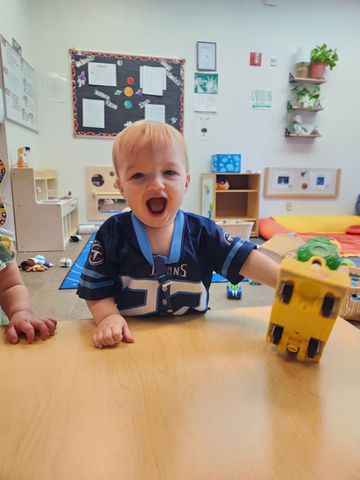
[{"x1": 116, "y1": 142, "x2": 190, "y2": 229}]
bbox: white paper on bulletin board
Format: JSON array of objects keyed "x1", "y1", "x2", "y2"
[
  {"x1": 0, "y1": 35, "x2": 38, "y2": 131},
  {"x1": 264, "y1": 168, "x2": 341, "y2": 197}
]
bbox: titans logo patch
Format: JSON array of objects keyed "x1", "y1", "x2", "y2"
[
  {"x1": 89, "y1": 240, "x2": 104, "y2": 265},
  {"x1": 222, "y1": 231, "x2": 233, "y2": 247}
]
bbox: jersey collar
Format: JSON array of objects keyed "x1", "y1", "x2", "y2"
[{"x1": 131, "y1": 210, "x2": 184, "y2": 266}]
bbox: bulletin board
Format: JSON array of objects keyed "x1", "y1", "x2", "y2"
[
  {"x1": 0, "y1": 35, "x2": 38, "y2": 131},
  {"x1": 70, "y1": 49, "x2": 185, "y2": 137},
  {"x1": 264, "y1": 167, "x2": 341, "y2": 198}
]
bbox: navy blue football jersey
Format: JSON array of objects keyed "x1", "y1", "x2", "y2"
[{"x1": 77, "y1": 210, "x2": 256, "y2": 316}]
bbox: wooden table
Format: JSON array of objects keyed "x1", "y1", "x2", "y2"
[{"x1": 1, "y1": 308, "x2": 360, "y2": 480}]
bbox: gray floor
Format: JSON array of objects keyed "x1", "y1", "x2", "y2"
[{"x1": 16, "y1": 235, "x2": 360, "y2": 330}]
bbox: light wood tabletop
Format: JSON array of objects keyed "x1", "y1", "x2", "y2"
[{"x1": 1, "y1": 307, "x2": 360, "y2": 480}]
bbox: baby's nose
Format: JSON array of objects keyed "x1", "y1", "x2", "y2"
[{"x1": 148, "y1": 174, "x2": 165, "y2": 190}]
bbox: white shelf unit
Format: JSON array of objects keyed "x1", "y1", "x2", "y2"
[{"x1": 11, "y1": 168, "x2": 78, "y2": 252}]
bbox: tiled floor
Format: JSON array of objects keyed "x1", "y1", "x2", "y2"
[{"x1": 16, "y1": 235, "x2": 360, "y2": 331}]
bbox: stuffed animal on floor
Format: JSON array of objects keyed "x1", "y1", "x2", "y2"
[{"x1": 19, "y1": 255, "x2": 53, "y2": 272}]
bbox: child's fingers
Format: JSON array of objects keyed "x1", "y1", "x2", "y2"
[
  {"x1": 6, "y1": 324, "x2": 19, "y2": 344},
  {"x1": 122, "y1": 323, "x2": 134, "y2": 343},
  {"x1": 102, "y1": 327, "x2": 121, "y2": 346},
  {"x1": 42, "y1": 318, "x2": 57, "y2": 335},
  {"x1": 30, "y1": 320, "x2": 50, "y2": 341},
  {"x1": 92, "y1": 334, "x2": 104, "y2": 349}
]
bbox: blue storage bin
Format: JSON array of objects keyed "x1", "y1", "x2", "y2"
[{"x1": 211, "y1": 154, "x2": 241, "y2": 173}]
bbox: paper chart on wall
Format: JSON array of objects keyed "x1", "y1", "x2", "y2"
[
  {"x1": 141, "y1": 66, "x2": 166, "y2": 96},
  {"x1": 88, "y1": 62, "x2": 116, "y2": 86},
  {"x1": 0, "y1": 35, "x2": 38, "y2": 131},
  {"x1": 44, "y1": 72, "x2": 68, "y2": 103},
  {"x1": 82, "y1": 99, "x2": 105, "y2": 128}
]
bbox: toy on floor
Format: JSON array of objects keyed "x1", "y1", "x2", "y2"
[
  {"x1": 20, "y1": 262, "x2": 47, "y2": 272},
  {"x1": 249, "y1": 279, "x2": 261, "y2": 285},
  {"x1": 227, "y1": 282, "x2": 242, "y2": 299},
  {"x1": 19, "y1": 255, "x2": 53, "y2": 272},
  {"x1": 60, "y1": 257, "x2": 72, "y2": 267},
  {"x1": 266, "y1": 240, "x2": 350, "y2": 361},
  {"x1": 71, "y1": 235, "x2": 82, "y2": 242}
]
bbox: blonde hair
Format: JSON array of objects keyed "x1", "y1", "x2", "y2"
[{"x1": 112, "y1": 120, "x2": 189, "y2": 175}]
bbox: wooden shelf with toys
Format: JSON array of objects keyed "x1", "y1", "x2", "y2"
[
  {"x1": 201, "y1": 173, "x2": 260, "y2": 237},
  {"x1": 285, "y1": 127, "x2": 321, "y2": 138}
]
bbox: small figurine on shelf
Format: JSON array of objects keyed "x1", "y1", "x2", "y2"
[
  {"x1": 216, "y1": 176, "x2": 230, "y2": 190},
  {"x1": 289, "y1": 115, "x2": 308, "y2": 135},
  {"x1": 310, "y1": 125, "x2": 321, "y2": 136}
]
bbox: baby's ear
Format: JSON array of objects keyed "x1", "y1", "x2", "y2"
[
  {"x1": 184, "y1": 174, "x2": 191, "y2": 192},
  {"x1": 116, "y1": 178, "x2": 126, "y2": 198}
]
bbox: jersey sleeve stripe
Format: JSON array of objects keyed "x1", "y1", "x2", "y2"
[
  {"x1": 79, "y1": 279, "x2": 113, "y2": 289},
  {"x1": 221, "y1": 238, "x2": 246, "y2": 277},
  {"x1": 82, "y1": 267, "x2": 108, "y2": 279}
]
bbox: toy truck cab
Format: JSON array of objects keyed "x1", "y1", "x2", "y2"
[{"x1": 266, "y1": 255, "x2": 350, "y2": 361}]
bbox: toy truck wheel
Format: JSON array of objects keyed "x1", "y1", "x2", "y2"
[
  {"x1": 272, "y1": 326, "x2": 284, "y2": 345},
  {"x1": 321, "y1": 295, "x2": 335, "y2": 318},
  {"x1": 281, "y1": 283, "x2": 294, "y2": 304},
  {"x1": 307, "y1": 338, "x2": 319, "y2": 359}
]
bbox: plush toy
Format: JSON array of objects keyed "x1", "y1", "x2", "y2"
[
  {"x1": 216, "y1": 176, "x2": 230, "y2": 190},
  {"x1": 289, "y1": 115, "x2": 308, "y2": 135},
  {"x1": 19, "y1": 255, "x2": 53, "y2": 272},
  {"x1": 60, "y1": 257, "x2": 72, "y2": 267}
]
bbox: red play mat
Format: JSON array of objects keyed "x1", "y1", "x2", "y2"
[
  {"x1": 295, "y1": 232, "x2": 360, "y2": 257},
  {"x1": 258, "y1": 218, "x2": 360, "y2": 257}
]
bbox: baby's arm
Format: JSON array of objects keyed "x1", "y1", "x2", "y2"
[
  {"x1": 86, "y1": 297, "x2": 134, "y2": 349},
  {"x1": 239, "y1": 249, "x2": 280, "y2": 288},
  {"x1": 0, "y1": 261, "x2": 57, "y2": 344}
]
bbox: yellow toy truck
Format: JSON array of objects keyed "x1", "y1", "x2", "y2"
[{"x1": 266, "y1": 253, "x2": 350, "y2": 361}]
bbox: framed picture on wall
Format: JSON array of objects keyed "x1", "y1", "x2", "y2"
[
  {"x1": 197, "y1": 42, "x2": 216, "y2": 71},
  {"x1": 264, "y1": 168, "x2": 341, "y2": 197}
]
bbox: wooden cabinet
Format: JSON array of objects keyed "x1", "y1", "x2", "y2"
[
  {"x1": 11, "y1": 168, "x2": 79, "y2": 252},
  {"x1": 201, "y1": 173, "x2": 260, "y2": 237}
]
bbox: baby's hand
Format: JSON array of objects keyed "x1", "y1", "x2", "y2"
[
  {"x1": 93, "y1": 314, "x2": 134, "y2": 349},
  {"x1": 7, "y1": 312, "x2": 57, "y2": 344}
]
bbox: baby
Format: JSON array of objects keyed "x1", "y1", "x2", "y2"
[{"x1": 77, "y1": 120, "x2": 279, "y2": 348}]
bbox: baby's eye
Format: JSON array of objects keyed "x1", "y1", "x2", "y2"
[
  {"x1": 131, "y1": 172, "x2": 144, "y2": 179},
  {"x1": 164, "y1": 170, "x2": 176, "y2": 176}
]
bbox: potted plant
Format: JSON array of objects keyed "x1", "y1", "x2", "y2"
[
  {"x1": 287, "y1": 85, "x2": 321, "y2": 112},
  {"x1": 310, "y1": 44, "x2": 338, "y2": 79}
]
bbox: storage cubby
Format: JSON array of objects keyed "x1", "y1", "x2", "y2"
[
  {"x1": 34, "y1": 169, "x2": 58, "y2": 201},
  {"x1": 11, "y1": 168, "x2": 79, "y2": 252},
  {"x1": 201, "y1": 173, "x2": 260, "y2": 237}
]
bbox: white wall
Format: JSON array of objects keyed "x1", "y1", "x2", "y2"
[
  {"x1": 4, "y1": 0, "x2": 360, "y2": 228},
  {"x1": 0, "y1": 0, "x2": 41, "y2": 234}
]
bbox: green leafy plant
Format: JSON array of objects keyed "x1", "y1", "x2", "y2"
[
  {"x1": 287, "y1": 85, "x2": 321, "y2": 112},
  {"x1": 311, "y1": 44, "x2": 338, "y2": 69}
]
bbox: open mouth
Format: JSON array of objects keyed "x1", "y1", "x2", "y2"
[{"x1": 146, "y1": 197, "x2": 167, "y2": 215}]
